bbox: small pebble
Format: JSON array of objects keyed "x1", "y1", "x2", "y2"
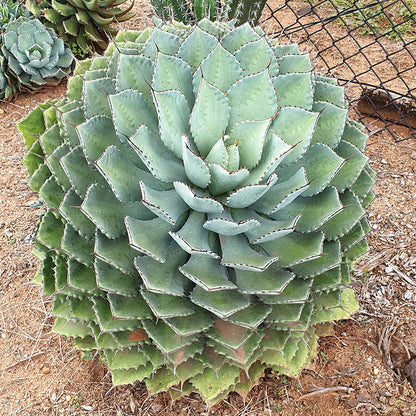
[
  {"x1": 410, "y1": 152, "x2": 416, "y2": 160},
  {"x1": 66, "y1": 395, "x2": 72, "y2": 402},
  {"x1": 42, "y1": 366, "x2": 50, "y2": 375},
  {"x1": 374, "y1": 367, "x2": 380, "y2": 375},
  {"x1": 380, "y1": 159, "x2": 388, "y2": 164},
  {"x1": 385, "y1": 266, "x2": 393, "y2": 273}
]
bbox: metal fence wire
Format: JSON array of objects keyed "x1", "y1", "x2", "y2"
[{"x1": 262, "y1": 0, "x2": 416, "y2": 141}]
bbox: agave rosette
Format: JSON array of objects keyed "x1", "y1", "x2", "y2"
[
  {"x1": 18, "y1": 19, "x2": 374, "y2": 403},
  {"x1": 1, "y1": 18, "x2": 73, "y2": 91},
  {"x1": 26, "y1": 0, "x2": 135, "y2": 55}
]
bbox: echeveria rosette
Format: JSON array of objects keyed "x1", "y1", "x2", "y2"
[
  {"x1": 1, "y1": 18, "x2": 73, "y2": 91},
  {"x1": 18, "y1": 19, "x2": 374, "y2": 404}
]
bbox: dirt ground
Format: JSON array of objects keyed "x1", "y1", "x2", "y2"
[{"x1": 1, "y1": 1, "x2": 416, "y2": 415}]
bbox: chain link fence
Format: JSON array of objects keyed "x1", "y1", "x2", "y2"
[{"x1": 262, "y1": 0, "x2": 416, "y2": 142}]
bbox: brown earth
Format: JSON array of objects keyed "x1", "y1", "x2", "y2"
[{"x1": 1, "y1": 1, "x2": 416, "y2": 415}]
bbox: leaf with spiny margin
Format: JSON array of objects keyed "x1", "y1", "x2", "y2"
[
  {"x1": 142, "y1": 28, "x2": 181, "y2": 60},
  {"x1": 235, "y1": 210, "x2": 299, "y2": 243},
  {"x1": 312, "y1": 266, "x2": 341, "y2": 292},
  {"x1": 208, "y1": 164, "x2": 251, "y2": 196},
  {"x1": 228, "y1": 304, "x2": 272, "y2": 330},
  {"x1": 53, "y1": 297, "x2": 71, "y2": 319},
  {"x1": 125, "y1": 216, "x2": 174, "y2": 262},
  {"x1": 204, "y1": 140, "x2": 229, "y2": 169},
  {"x1": 112, "y1": 364, "x2": 154, "y2": 385},
  {"x1": 221, "y1": 23, "x2": 260, "y2": 53},
  {"x1": 191, "y1": 286, "x2": 250, "y2": 318},
  {"x1": 292, "y1": 240, "x2": 341, "y2": 278},
  {"x1": 169, "y1": 210, "x2": 218, "y2": 258},
  {"x1": 17, "y1": 105, "x2": 47, "y2": 151},
  {"x1": 53, "y1": 318, "x2": 92, "y2": 338},
  {"x1": 203, "y1": 210, "x2": 260, "y2": 236},
  {"x1": 153, "y1": 90, "x2": 190, "y2": 158},
  {"x1": 259, "y1": 278, "x2": 311, "y2": 305},
  {"x1": 116, "y1": 55, "x2": 153, "y2": 106},
  {"x1": 351, "y1": 168, "x2": 374, "y2": 200},
  {"x1": 94, "y1": 304, "x2": 141, "y2": 333},
  {"x1": 153, "y1": 53, "x2": 193, "y2": 106},
  {"x1": 174, "y1": 359, "x2": 205, "y2": 382},
  {"x1": 190, "y1": 365, "x2": 241, "y2": 403},
  {"x1": 24, "y1": 140, "x2": 44, "y2": 178},
  {"x1": 82, "y1": 183, "x2": 154, "y2": 240},
  {"x1": 96, "y1": 146, "x2": 143, "y2": 202},
  {"x1": 235, "y1": 265, "x2": 294, "y2": 294},
  {"x1": 37, "y1": 211, "x2": 64, "y2": 250},
  {"x1": 109, "y1": 89, "x2": 158, "y2": 138},
  {"x1": 313, "y1": 288, "x2": 358, "y2": 323},
  {"x1": 330, "y1": 141, "x2": 369, "y2": 192},
  {"x1": 277, "y1": 54, "x2": 312, "y2": 74},
  {"x1": 266, "y1": 303, "x2": 304, "y2": 324},
  {"x1": 46, "y1": 146, "x2": 71, "y2": 191},
  {"x1": 105, "y1": 347, "x2": 149, "y2": 370},
  {"x1": 140, "y1": 181, "x2": 188, "y2": 225},
  {"x1": 340, "y1": 221, "x2": 365, "y2": 252},
  {"x1": 164, "y1": 312, "x2": 213, "y2": 337},
  {"x1": 224, "y1": 173, "x2": 278, "y2": 209},
  {"x1": 173, "y1": 181, "x2": 224, "y2": 213},
  {"x1": 343, "y1": 238, "x2": 369, "y2": 261},
  {"x1": 84, "y1": 78, "x2": 115, "y2": 118},
  {"x1": 273, "y1": 73, "x2": 314, "y2": 110},
  {"x1": 207, "y1": 319, "x2": 250, "y2": 350},
  {"x1": 342, "y1": 120, "x2": 367, "y2": 152},
  {"x1": 39, "y1": 176, "x2": 65, "y2": 208},
  {"x1": 301, "y1": 143, "x2": 345, "y2": 196},
  {"x1": 142, "y1": 320, "x2": 196, "y2": 354},
  {"x1": 314, "y1": 81, "x2": 345, "y2": 107},
  {"x1": 269, "y1": 107, "x2": 318, "y2": 164},
  {"x1": 166, "y1": 342, "x2": 205, "y2": 367},
  {"x1": 235, "y1": 37, "x2": 274, "y2": 76},
  {"x1": 243, "y1": 133, "x2": 292, "y2": 186},
  {"x1": 95, "y1": 258, "x2": 140, "y2": 297},
  {"x1": 40, "y1": 257, "x2": 54, "y2": 296},
  {"x1": 134, "y1": 243, "x2": 188, "y2": 296},
  {"x1": 182, "y1": 135, "x2": 211, "y2": 188},
  {"x1": 262, "y1": 231, "x2": 324, "y2": 267},
  {"x1": 28, "y1": 164, "x2": 51, "y2": 192},
  {"x1": 76, "y1": 115, "x2": 120, "y2": 161},
  {"x1": 40, "y1": 124, "x2": 63, "y2": 156},
  {"x1": 320, "y1": 190, "x2": 365, "y2": 240},
  {"x1": 141, "y1": 289, "x2": 195, "y2": 318},
  {"x1": 61, "y1": 146, "x2": 104, "y2": 198},
  {"x1": 61, "y1": 107, "x2": 84, "y2": 147},
  {"x1": 311, "y1": 102, "x2": 347, "y2": 148},
  {"x1": 277, "y1": 186, "x2": 343, "y2": 233},
  {"x1": 194, "y1": 43, "x2": 243, "y2": 93},
  {"x1": 220, "y1": 233, "x2": 278, "y2": 271},
  {"x1": 128, "y1": 125, "x2": 186, "y2": 183},
  {"x1": 177, "y1": 26, "x2": 217, "y2": 71},
  {"x1": 227, "y1": 70, "x2": 277, "y2": 125},
  {"x1": 228, "y1": 118, "x2": 271, "y2": 169},
  {"x1": 95, "y1": 231, "x2": 141, "y2": 275},
  {"x1": 179, "y1": 255, "x2": 236, "y2": 291},
  {"x1": 107, "y1": 294, "x2": 152, "y2": 321},
  {"x1": 61, "y1": 225, "x2": 94, "y2": 267},
  {"x1": 190, "y1": 78, "x2": 229, "y2": 158}
]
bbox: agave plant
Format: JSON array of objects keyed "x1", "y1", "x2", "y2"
[
  {"x1": 18, "y1": 19, "x2": 374, "y2": 403},
  {"x1": 1, "y1": 18, "x2": 73, "y2": 92},
  {"x1": 26, "y1": 0, "x2": 135, "y2": 56},
  {"x1": 0, "y1": 0, "x2": 31, "y2": 32}
]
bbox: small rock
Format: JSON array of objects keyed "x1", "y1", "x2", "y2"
[
  {"x1": 385, "y1": 266, "x2": 394, "y2": 273},
  {"x1": 404, "y1": 290, "x2": 413, "y2": 300},
  {"x1": 373, "y1": 367, "x2": 380, "y2": 375},
  {"x1": 42, "y1": 366, "x2": 50, "y2": 375},
  {"x1": 66, "y1": 395, "x2": 72, "y2": 402},
  {"x1": 81, "y1": 405, "x2": 94, "y2": 411},
  {"x1": 381, "y1": 159, "x2": 388, "y2": 164},
  {"x1": 410, "y1": 152, "x2": 416, "y2": 160}
]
